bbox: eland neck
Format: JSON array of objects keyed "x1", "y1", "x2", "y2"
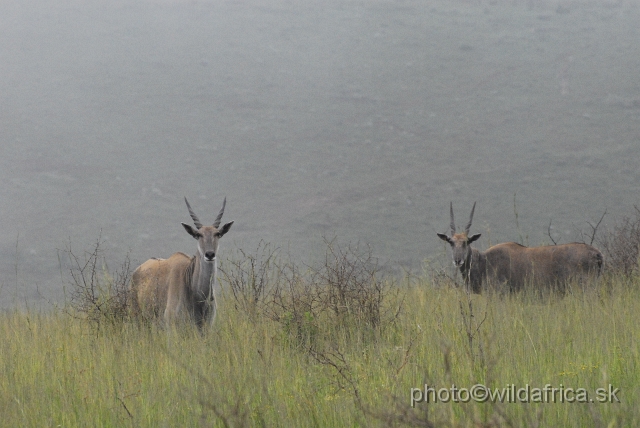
[{"x1": 191, "y1": 251, "x2": 216, "y2": 303}]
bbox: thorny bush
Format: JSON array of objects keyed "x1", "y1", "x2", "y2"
[
  {"x1": 60, "y1": 238, "x2": 132, "y2": 330},
  {"x1": 599, "y1": 206, "x2": 640, "y2": 277},
  {"x1": 220, "y1": 238, "x2": 404, "y2": 349}
]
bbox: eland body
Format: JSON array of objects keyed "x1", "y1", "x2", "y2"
[
  {"x1": 131, "y1": 197, "x2": 233, "y2": 327},
  {"x1": 437, "y1": 202, "x2": 603, "y2": 293}
]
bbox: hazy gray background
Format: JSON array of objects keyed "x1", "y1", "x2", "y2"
[{"x1": 1, "y1": 0, "x2": 639, "y2": 307}]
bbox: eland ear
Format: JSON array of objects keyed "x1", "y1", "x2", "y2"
[
  {"x1": 217, "y1": 221, "x2": 234, "y2": 237},
  {"x1": 468, "y1": 233, "x2": 481, "y2": 244},
  {"x1": 181, "y1": 223, "x2": 201, "y2": 239},
  {"x1": 437, "y1": 233, "x2": 452, "y2": 244}
]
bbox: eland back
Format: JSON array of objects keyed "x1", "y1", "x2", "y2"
[
  {"x1": 130, "y1": 197, "x2": 233, "y2": 327},
  {"x1": 437, "y1": 202, "x2": 603, "y2": 293}
]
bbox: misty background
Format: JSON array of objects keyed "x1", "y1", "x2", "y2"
[{"x1": 1, "y1": 0, "x2": 639, "y2": 308}]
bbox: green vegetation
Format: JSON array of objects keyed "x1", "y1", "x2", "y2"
[{"x1": 0, "y1": 238, "x2": 638, "y2": 427}]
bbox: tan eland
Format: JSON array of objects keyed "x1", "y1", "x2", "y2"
[
  {"x1": 437, "y1": 202, "x2": 603, "y2": 293},
  {"x1": 131, "y1": 197, "x2": 233, "y2": 327}
]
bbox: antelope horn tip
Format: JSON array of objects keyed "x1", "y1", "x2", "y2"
[
  {"x1": 184, "y1": 196, "x2": 203, "y2": 229},
  {"x1": 213, "y1": 197, "x2": 227, "y2": 228},
  {"x1": 465, "y1": 202, "x2": 476, "y2": 234},
  {"x1": 449, "y1": 201, "x2": 456, "y2": 235}
]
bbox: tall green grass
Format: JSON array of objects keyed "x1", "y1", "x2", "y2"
[{"x1": 1, "y1": 273, "x2": 638, "y2": 427}]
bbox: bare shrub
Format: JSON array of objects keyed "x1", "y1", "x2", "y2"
[
  {"x1": 285, "y1": 239, "x2": 402, "y2": 348},
  {"x1": 311, "y1": 238, "x2": 397, "y2": 331},
  {"x1": 458, "y1": 291, "x2": 489, "y2": 370},
  {"x1": 219, "y1": 241, "x2": 279, "y2": 321},
  {"x1": 268, "y1": 259, "x2": 322, "y2": 348},
  {"x1": 219, "y1": 238, "x2": 403, "y2": 349},
  {"x1": 309, "y1": 344, "x2": 361, "y2": 401},
  {"x1": 430, "y1": 266, "x2": 462, "y2": 290},
  {"x1": 598, "y1": 206, "x2": 640, "y2": 277},
  {"x1": 220, "y1": 242, "x2": 321, "y2": 347},
  {"x1": 59, "y1": 237, "x2": 132, "y2": 329}
]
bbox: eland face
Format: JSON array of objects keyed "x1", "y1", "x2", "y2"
[
  {"x1": 438, "y1": 231, "x2": 481, "y2": 269},
  {"x1": 437, "y1": 202, "x2": 481, "y2": 271},
  {"x1": 182, "y1": 223, "x2": 233, "y2": 263}
]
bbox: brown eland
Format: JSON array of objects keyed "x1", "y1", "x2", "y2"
[
  {"x1": 130, "y1": 197, "x2": 233, "y2": 328},
  {"x1": 437, "y1": 202, "x2": 603, "y2": 293}
]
